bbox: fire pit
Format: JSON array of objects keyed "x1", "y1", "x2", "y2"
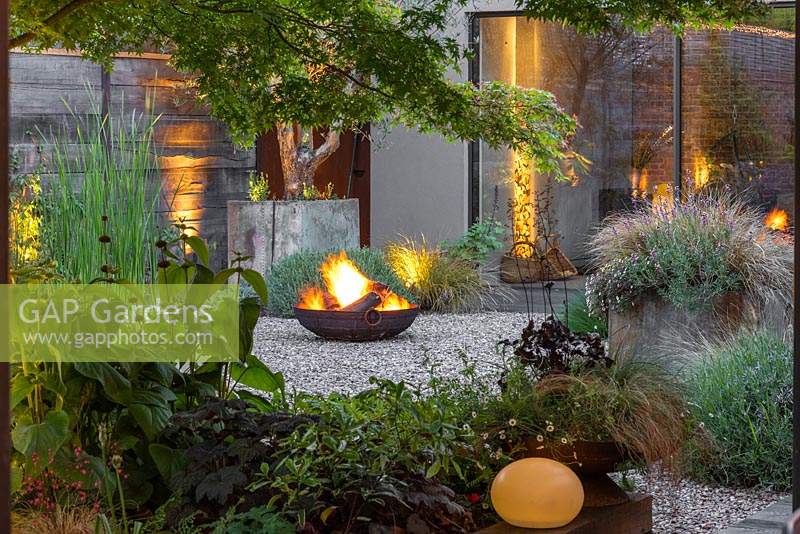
[{"x1": 294, "y1": 251, "x2": 418, "y2": 341}]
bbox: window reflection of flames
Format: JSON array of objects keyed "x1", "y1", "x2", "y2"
[{"x1": 765, "y1": 208, "x2": 789, "y2": 232}]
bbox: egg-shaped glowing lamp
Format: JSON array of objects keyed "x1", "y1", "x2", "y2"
[{"x1": 490, "y1": 458, "x2": 584, "y2": 528}]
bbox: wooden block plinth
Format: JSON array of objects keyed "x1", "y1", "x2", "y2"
[{"x1": 475, "y1": 493, "x2": 652, "y2": 534}]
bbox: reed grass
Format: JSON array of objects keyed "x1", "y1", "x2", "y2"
[{"x1": 39, "y1": 102, "x2": 164, "y2": 282}]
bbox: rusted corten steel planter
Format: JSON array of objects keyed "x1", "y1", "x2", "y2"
[{"x1": 293, "y1": 306, "x2": 419, "y2": 341}]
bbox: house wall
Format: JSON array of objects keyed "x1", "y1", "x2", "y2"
[
  {"x1": 680, "y1": 27, "x2": 795, "y2": 210},
  {"x1": 10, "y1": 50, "x2": 254, "y2": 270},
  {"x1": 372, "y1": 5, "x2": 795, "y2": 252},
  {"x1": 369, "y1": 0, "x2": 520, "y2": 248}
]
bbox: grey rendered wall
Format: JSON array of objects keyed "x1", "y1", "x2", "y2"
[
  {"x1": 370, "y1": 127, "x2": 467, "y2": 248},
  {"x1": 370, "y1": 1, "x2": 517, "y2": 249}
]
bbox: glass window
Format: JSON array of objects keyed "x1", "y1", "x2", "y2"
[
  {"x1": 476, "y1": 16, "x2": 675, "y2": 267},
  {"x1": 681, "y1": 7, "x2": 795, "y2": 229}
]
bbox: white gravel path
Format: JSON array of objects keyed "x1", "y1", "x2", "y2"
[
  {"x1": 253, "y1": 311, "x2": 532, "y2": 395},
  {"x1": 626, "y1": 470, "x2": 785, "y2": 533},
  {"x1": 253, "y1": 311, "x2": 783, "y2": 532}
]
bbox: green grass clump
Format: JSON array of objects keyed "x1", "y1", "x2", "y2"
[
  {"x1": 684, "y1": 331, "x2": 791, "y2": 490},
  {"x1": 40, "y1": 104, "x2": 164, "y2": 282},
  {"x1": 561, "y1": 291, "x2": 607, "y2": 338},
  {"x1": 267, "y1": 248, "x2": 412, "y2": 317},
  {"x1": 386, "y1": 237, "x2": 486, "y2": 313}
]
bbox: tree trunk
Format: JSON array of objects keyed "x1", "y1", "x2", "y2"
[{"x1": 276, "y1": 123, "x2": 341, "y2": 198}]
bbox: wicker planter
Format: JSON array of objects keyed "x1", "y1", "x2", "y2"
[{"x1": 500, "y1": 247, "x2": 578, "y2": 284}]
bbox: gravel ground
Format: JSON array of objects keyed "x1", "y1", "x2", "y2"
[
  {"x1": 624, "y1": 470, "x2": 785, "y2": 533},
  {"x1": 253, "y1": 311, "x2": 532, "y2": 395},
  {"x1": 253, "y1": 311, "x2": 784, "y2": 532}
]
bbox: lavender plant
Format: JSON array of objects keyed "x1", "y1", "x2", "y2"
[
  {"x1": 586, "y1": 191, "x2": 791, "y2": 314},
  {"x1": 683, "y1": 331, "x2": 791, "y2": 489}
]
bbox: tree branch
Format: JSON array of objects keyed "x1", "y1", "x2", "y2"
[
  {"x1": 308, "y1": 129, "x2": 341, "y2": 174},
  {"x1": 10, "y1": 0, "x2": 103, "y2": 49}
]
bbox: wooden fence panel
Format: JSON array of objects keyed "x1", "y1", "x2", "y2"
[{"x1": 10, "y1": 51, "x2": 254, "y2": 270}]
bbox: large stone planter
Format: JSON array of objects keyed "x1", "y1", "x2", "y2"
[
  {"x1": 227, "y1": 199, "x2": 359, "y2": 278},
  {"x1": 608, "y1": 292, "x2": 760, "y2": 363}
]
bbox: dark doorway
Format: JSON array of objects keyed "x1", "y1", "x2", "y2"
[{"x1": 256, "y1": 127, "x2": 371, "y2": 246}]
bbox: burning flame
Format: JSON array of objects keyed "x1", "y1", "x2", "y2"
[
  {"x1": 765, "y1": 208, "x2": 789, "y2": 232},
  {"x1": 299, "y1": 286, "x2": 327, "y2": 310},
  {"x1": 297, "y1": 250, "x2": 413, "y2": 311},
  {"x1": 379, "y1": 293, "x2": 410, "y2": 311},
  {"x1": 321, "y1": 250, "x2": 372, "y2": 308}
]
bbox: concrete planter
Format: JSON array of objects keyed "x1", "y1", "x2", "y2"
[
  {"x1": 608, "y1": 292, "x2": 760, "y2": 363},
  {"x1": 227, "y1": 199, "x2": 359, "y2": 278}
]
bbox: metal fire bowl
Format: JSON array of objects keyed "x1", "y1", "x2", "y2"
[{"x1": 293, "y1": 306, "x2": 419, "y2": 341}]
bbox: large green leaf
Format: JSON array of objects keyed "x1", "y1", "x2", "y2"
[
  {"x1": 191, "y1": 263, "x2": 215, "y2": 285},
  {"x1": 158, "y1": 263, "x2": 195, "y2": 285},
  {"x1": 148, "y1": 443, "x2": 186, "y2": 488},
  {"x1": 12, "y1": 410, "x2": 70, "y2": 459},
  {"x1": 141, "y1": 363, "x2": 179, "y2": 387},
  {"x1": 230, "y1": 355, "x2": 284, "y2": 395},
  {"x1": 241, "y1": 268, "x2": 268, "y2": 305},
  {"x1": 235, "y1": 389, "x2": 273, "y2": 412},
  {"x1": 238, "y1": 297, "x2": 261, "y2": 360},
  {"x1": 185, "y1": 236, "x2": 210, "y2": 266},
  {"x1": 213, "y1": 267, "x2": 239, "y2": 284},
  {"x1": 128, "y1": 390, "x2": 172, "y2": 440},
  {"x1": 73, "y1": 363, "x2": 132, "y2": 404},
  {"x1": 10, "y1": 374, "x2": 34, "y2": 411}
]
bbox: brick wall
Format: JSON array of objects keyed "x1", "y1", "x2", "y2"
[{"x1": 632, "y1": 26, "x2": 794, "y2": 211}]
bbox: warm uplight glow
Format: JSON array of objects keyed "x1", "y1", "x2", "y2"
[
  {"x1": 631, "y1": 168, "x2": 649, "y2": 193},
  {"x1": 511, "y1": 153, "x2": 534, "y2": 259},
  {"x1": 692, "y1": 155, "x2": 711, "y2": 189},
  {"x1": 651, "y1": 183, "x2": 674, "y2": 214},
  {"x1": 10, "y1": 179, "x2": 42, "y2": 264},
  {"x1": 765, "y1": 208, "x2": 789, "y2": 232},
  {"x1": 297, "y1": 251, "x2": 413, "y2": 311}
]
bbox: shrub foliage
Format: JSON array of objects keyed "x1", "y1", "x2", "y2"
[
  {"x1": 386, "y1": 237, "x2": 487, "y2": 313},
  {"x1": 684, "y1": 331, "x2": 791, "y2": 490},
  {"x1": 586, "y1": 192, "x2": 792, "y2": 314}
]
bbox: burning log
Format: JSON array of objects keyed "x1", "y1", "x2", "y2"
[
  {"x1": 297, "y1": 286, "x2": 339, "y2": 310},
  {"x1": 320, "y1": 291, "x2": 339, "y2": 310},
  {"x1": 369, "y1": 281, "x2": 389, "y2": 295},
  {"x1": 340, "y1": 291, "x2": 381, "y2": 312}
]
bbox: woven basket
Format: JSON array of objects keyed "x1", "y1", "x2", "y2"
[{"x1": 500, "y1": 246, "x2": 577, "y2": 283}]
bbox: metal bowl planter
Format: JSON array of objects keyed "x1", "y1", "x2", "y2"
[
  {"x1": 293, "y1": 305, "x2": 419, "y2": 341},
  {"x1": 525, "y1": 440, "x2": 638, "y2": 507}
]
